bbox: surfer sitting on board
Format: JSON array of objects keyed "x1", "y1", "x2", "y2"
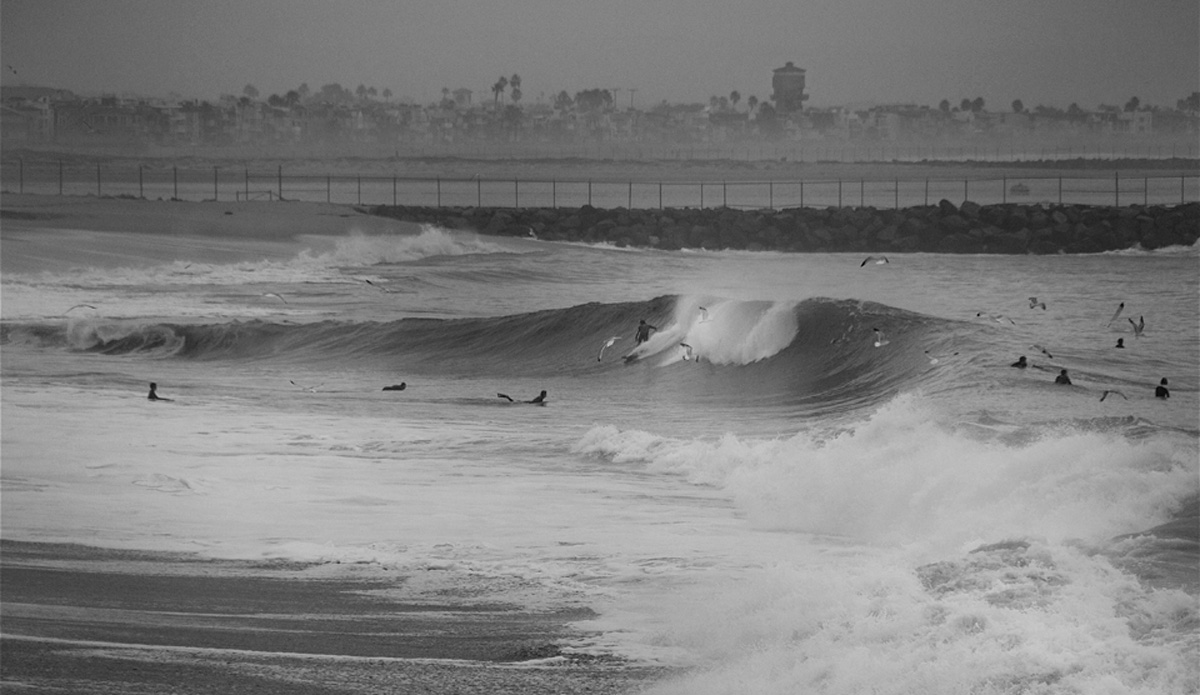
[
  {"x1": 497, "y1": 390, "x2": 547, "y2": 405},
  {"x1": 634, "y1": 319, "x2": 657, "y2": 345}
]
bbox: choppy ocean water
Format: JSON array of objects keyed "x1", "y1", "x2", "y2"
[{"x1": 2, "y1": 213, "x2": 1197, "y2": 693}]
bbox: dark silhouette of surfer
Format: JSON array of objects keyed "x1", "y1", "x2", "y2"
[
  {"x1": 1155, "y1": 378, "x2": 1170, "y2": 399},
  {"x1": 1055, "y1": 369, "x2": 1072, "y2": 385},
  {"x1": 1011, "y1": 356, "x2": 1028, "y2": 368},
  {"x1": 148, "y1": 382, "x2": 174, "y2": 402},
  {"x1": 635, "y1": 319, "x2": 657, "y2": 345},
  {"x1": 497, "y1": 390, "x2": 547, "y2": 405},
  {"x1": 382, "y1": 382, "x2": 407, "y2": 391}
]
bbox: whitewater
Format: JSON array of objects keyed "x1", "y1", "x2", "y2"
[{"x1": 2, "y1": 209, "x2": 1197, "y2": 693}]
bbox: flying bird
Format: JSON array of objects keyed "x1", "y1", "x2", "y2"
[
  {"x1": 860, "y1": 256, "x2": 889, "y2": 267},
  {"x1": 977, "y1": 312, "x2": 1016, "y2": 325},
  {"x1": 1032, "y1": 344, "x2": 1054, "y2": 360},
  {"x1": 1128, "y1": 316, "x2": 1145, "y2": 337},
  {"x1": 597, "y1": 336, "x2": 623, "y2": 361},
  {"x1": 289, "y1": 380, "x2": 323, "y2": 393},
  {"x1": 1100, "y1": 390, "x2": 1128, "y2": 402},
  {"x1": 1106, "y1": 302, "x2": 1125, "y2": 327},
  {"x1": 1028, "y1": 297, "x2": 1046, "y2": 310}
]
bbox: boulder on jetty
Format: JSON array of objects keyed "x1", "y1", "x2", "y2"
[{"x1": 368, "y1": 201, "x2": 1200, "y2": 254}]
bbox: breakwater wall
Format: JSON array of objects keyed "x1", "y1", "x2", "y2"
[{"x1": 368, "y1": 200, "x2": 1200, "y2": 254}]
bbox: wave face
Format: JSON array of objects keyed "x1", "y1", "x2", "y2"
[{"x1": 1, "y1": 295, "x2": 971, "y2": 416}]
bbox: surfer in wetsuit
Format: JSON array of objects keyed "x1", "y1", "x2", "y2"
[
  {"x1": 1055, "y1": 369, "x2": 1072, "y2": 385},
  {"x1": 1155, "y1": 378, "x2": 1170, "y2": 399},
  {"x1": 497, "y1": 390, "x2": 548, "y2": 404},
  {"x1": 634, "y1": 319, "x2": 657, "y2": 345},
  {"x1": 1011, "y1": 356, "x2": 1028, "y2": 368},
  {"x1": 382, "y1": 382, "x2": 407, "y2": 391},
  {"x1": 148, "y1": 382, "x2": 173, "y2": 401}
]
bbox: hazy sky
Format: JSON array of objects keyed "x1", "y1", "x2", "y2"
[{"x1": 3, "y1": 0, "x2": 1196, "y2": 110}]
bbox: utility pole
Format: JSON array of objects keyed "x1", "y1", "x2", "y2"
[{"x1": 627, "y1": 88, "x2": 637, "y2": 109}]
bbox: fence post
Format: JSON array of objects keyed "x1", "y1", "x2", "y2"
[
  {"x1": 213, "y1": 166, "x2": 218, "y2": 201},
  {"x1": 963, "y1": 179, "x2": 968, "y2": 204}
]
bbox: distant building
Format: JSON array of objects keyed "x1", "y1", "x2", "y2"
[{"x1": 772, "y1": 62, "x2": 808, "y2": 112}]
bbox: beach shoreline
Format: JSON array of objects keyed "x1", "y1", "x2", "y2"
[{"x1": 0, "y1": 540, "x2": 669, "y2": 694}]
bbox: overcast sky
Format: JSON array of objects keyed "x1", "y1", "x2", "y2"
[{"x1": 3, "y1": 0, "x2": 1196, "y2": 110}]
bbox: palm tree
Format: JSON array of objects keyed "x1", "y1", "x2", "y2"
[
  {"x1": 1011, "y1": 99, "x2": 1024, "y2": 113},
  {"x1": 510, "y1": 74, "x2": 522, "y2": 103},
  {"x1": 492, "y1": 76, "x2": 508, "y2": 105},
  {"x1": 730, "y1": 91, "x2": 741, "y2": 110},
  {"x1": 747, "y1": 95, "x2": 758, "y2": 114}
]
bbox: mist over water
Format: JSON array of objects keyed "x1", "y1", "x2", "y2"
[{"x1": 2, "y1": 218, "x2": 1197, "y2": 693}]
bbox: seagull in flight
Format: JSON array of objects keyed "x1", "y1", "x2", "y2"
[
  {"x1": 977, "y1": 312, "x2": 1016, "y2": 325},
  {"x1": 1100, "y1": 390, "x2": 1128, "y2": 402},
  {"x1": 860, "y1": 256, "x2": 889, "y2": 267},
  {"x1": 1106, "y1": 302, "x2": 1125, "y2": 327},
  {"x1": 363, "y1": 279, "x2": 394, "y2": 293},
  {"x1": 62, "y1": 304, "x2": 97, "y2": 316},
  {"x1": 597, "y1": 336, "x2": 623, "y2": 361},
  {"x1": 1128, "y1": 316, "x2": 1145, "y2": 337},
  {"x1": 289, "y1": 380, "x2": 323, "y2": 393},
  {"x1": 1028, "y1": 297, "x2": 1046, "y2": 310}
]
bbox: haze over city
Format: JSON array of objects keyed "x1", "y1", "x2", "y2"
[{"x1": 2, "y1": 0, "x2": 1197, "y2": 110}]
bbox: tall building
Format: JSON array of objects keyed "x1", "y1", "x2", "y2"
[{"x1": 772, "y1": 62, "x2": 808, "y2": 112}]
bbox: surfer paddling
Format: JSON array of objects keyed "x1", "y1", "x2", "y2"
[
  {"x1": 1155, "y1": 378, "x2": 1170, "y2": 399},
  {"x1": 147, "y1": 382, "x2": 174, "y2": 402},
  {"x1": 497, "y1": 390, "x2": 548, "y2": 405}
]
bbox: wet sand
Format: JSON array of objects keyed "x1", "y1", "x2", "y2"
[{"x1": 0, "y1": 540, "x2": 667, "y2": 693}]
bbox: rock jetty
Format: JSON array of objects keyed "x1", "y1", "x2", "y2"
[{"x1": 369, "y1": 201, "x2": 1199, "y2": 254}]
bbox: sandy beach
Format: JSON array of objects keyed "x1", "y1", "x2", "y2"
[{"x1": 1, "y1": 541, "x2": 668, "y2": 694}]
